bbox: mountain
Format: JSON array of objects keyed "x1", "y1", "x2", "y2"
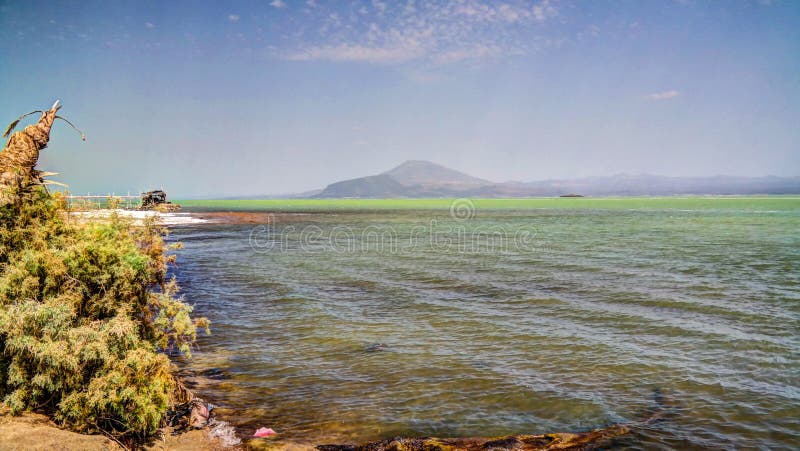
[
  {"x1": 316, "y1": 160, "x2": 491, "y2": 198},
  {"x1": 314, "y1": 161, "x2": 800, "y2": 198},
  {"x1": 317, "y1": 174, "x2": 407, "y2": 198},
  {"x1": 383, "y1": 160, "x2": 491, "y2": 187},
  {"x1": 515, "y1": 174, "x2": 800, "y2": 196}
]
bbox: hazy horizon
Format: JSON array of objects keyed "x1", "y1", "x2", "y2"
[{"x1": 2, "y1": 0, "x2": 799, "y2": 197}]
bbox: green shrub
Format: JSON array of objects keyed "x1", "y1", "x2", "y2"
[{"x1": 0, "y1": 188, "x2": 209, "y2": 440}]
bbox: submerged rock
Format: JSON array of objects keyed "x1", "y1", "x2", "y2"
[
  {"x1": 190, "y1": 400, "x2": 211, "y2": 429},
  {"x1": 198, "y1": 368, "x2": 233, "y2": 380},
  {"x1": 167, "y1": 399, "x2": 213, "y2": 431},
  {"x1": 364, "y1": 343, "x2": 387, "y2": 353},
  {"x1": 316, "y1": 426, "x2": 631, "y2": 451},
  {"x1": 317, "y1": 389, "x2": 676, "y2": 451}
]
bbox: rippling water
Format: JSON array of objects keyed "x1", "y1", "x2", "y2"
[{"x1": 169, "y1": 204, "x2": 800, "y2": 449}]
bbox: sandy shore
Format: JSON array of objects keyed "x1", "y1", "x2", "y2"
[
  {"x1": 69, "y1": 209, "x2": 309, "y2": 226},
  {"x1": 70, "y1": 209, "x2": 209, "y2": 225},
  {"x1": 0, "y1": 405, "x2": 232, "y2": 451}
]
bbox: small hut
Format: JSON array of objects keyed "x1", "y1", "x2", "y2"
[{"x1": 140, "y1": 189, "x2": 179, "y2": 211}]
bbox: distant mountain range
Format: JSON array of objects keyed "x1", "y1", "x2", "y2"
[{"x1": 313, "y1": 160, "x2": 800, "y2": 198}]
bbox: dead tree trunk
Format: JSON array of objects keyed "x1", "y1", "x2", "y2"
[{"x1": 0, "y1": 101, "x2": 80, "y2": 205}]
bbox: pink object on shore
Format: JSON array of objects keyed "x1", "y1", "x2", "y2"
[{"x1": 253, "y1": 427, "x2": 277, "y2": 437}]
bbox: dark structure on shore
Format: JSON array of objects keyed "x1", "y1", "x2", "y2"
[{"x1": 141, "y1": 189, "x2": 180, "y2": 211}]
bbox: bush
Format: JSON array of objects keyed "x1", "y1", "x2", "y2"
[{"x1": 0, "y1": 188, "x2": 208, "y2": 440}]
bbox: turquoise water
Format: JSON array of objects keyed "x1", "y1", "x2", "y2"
[{"x1": 170, "y1": 204, "x2": 800, "y2": 448}]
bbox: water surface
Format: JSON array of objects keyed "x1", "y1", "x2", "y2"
[{"x1": 170, "y1": 200, "x2": 800, "y2": 449}]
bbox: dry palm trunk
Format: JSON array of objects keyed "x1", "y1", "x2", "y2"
[{"x1": 0, "y1": 100, "x2": 82, "y2": 205}]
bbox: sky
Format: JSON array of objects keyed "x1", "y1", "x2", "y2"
[{"x1": 1, "y1": 0, "x2": 798, "y2": 197}]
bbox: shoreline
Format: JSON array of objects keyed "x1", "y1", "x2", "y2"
[
  {"x1": 69, "y1": 209, "x2": 303, "y2": 226},
  {"x1": 0, "y1": 404, "x2": 234, "y2": 451},
  {"x1": 69, "y1": 209, "x2": 210, "y2": 225}
]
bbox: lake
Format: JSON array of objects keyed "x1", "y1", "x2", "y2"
[{"x1": 169, "y1": 198, "x2": 800, "y2": 449}]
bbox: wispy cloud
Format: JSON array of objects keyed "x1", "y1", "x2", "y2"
[
  {"x1": 645, "y1": 90, "x2": 680, "y2": 101},
  {"x1": 286, "y1": 43, "x2": 424, "y2": 63},
  {"x1": 144, "y1": 22, "x2": 155, "y2": 29},
  {"x1": 228, "y1": 14, "x2": 240, "y2": 23},
  {"x1": 455, "y1": 0, "x2": 556, "y2": 23},
  {"x1": 434, "y1": 44, "x2": 516, "y2": 64},
  {"x1": 281, "y1": 0, "x2": 558, "y2": 65},
  {"x1": 532, "y1": 0, "x2": 557, "y2": 21},
  {"x1": 372, "y1": 0, "x2": 388, "y2": 15},
  {"x1": 270, "y1": 0, "x2": 287, "y2": 9}
]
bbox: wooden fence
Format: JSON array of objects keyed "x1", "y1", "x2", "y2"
[{"x1": 65, "y1": 194, "x2": 140, "y2": 210}]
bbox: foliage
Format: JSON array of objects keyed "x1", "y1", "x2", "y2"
[
  {"x1": 107, "y1": 196, "x2": 122, "y2": 210},
  {"x1": 0, "y1": 187, "x2": 208, "y2": 439}
]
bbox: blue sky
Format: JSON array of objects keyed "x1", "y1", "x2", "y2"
[{"x1": 1, "y1": 0, "x2": 798, "y2": 197}]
